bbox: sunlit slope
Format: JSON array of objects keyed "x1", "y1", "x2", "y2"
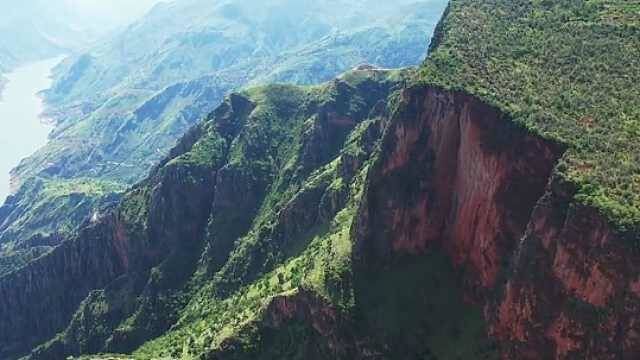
[
  {"x1": 422, "y1": 0, "x2": 640, "y2": 230},
  {"x1": 0, "y1": 0, "x2": 448, "y2": 249}
]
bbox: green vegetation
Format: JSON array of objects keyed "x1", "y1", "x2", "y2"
[
  {"x1": 6, "y1": 1, "x2": 640, "y2": 358},
  {"x1": 0, "y1": 246, "x2": 51, "y2": 278},
  {"x1": 134, "y1": 202, "x2": 358, "y2": 359},
  {"x1": 354, "y1": 253, "x2": 499, "y2": 360},
  {"x1": 0, "y1": 177, "x2": 125, "y2": 245},
  {"x1": 42, "y1": 178, "x2": 126, "y2": 198},
  {"x1": 133, "y1": 78, "x2": 384, "y2": 358},
  {"x1": 168, "y1": 128, "x2": 226, "y2": 168},
  {"x1": 0, "y1": 177, "x2": 125, "y2": 278},
  {"x1": 1, "y1": 0, "x2": 449, "y2": 258},
  {"x1": 125, "y1": 68, "x2": 496, "y2": 359},
  {"x1": 421, "y1": 0, "x2": 640, "y2": 230},
  {"x1": 69, "y1": 355, "x2": 132, "y2": 360},
  {"x1": 20, "y1": 68, "x2": 495, "y2": 359}
]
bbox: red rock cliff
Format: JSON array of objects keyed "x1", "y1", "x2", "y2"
[{"x1": 356, "y1": 85, "x2": 639, "y2": 358}]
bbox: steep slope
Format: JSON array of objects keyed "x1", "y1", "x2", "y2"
[
  {"x1": 0, "y1": 0, "x2": 448, "y2": 257},
  {"x1": 422, "y1": 0, "x2": 640, "y2": 229},
  {"x1": 413, "y1": 1, "x2": 640, "y2": 357},
  {"x1": 2, "y1": 69, "x2": 452, "y2": 360},
  {"x1": 1, "y1": 1, "x2": 638, "y2": 360}
]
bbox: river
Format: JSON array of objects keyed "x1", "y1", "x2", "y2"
[{"x1": 0, "y1": 57, "x2": 63, "y2": 205}]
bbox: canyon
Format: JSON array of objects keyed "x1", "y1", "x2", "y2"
[
  {"x1": 0, "y1": 0, "x2": 637, "y2": 359},
  {"x1": 2, "y1": 71, "x2": 636, "y2": 359}
]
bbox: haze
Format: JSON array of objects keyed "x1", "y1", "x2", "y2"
[{"x1": 63, "y1": 0, "x2": 170, "y2": 29}]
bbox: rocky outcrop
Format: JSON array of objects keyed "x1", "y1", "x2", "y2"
[
  {"x1": 356, "y1": 84, "x2": 640, "y2": 358},
  {"x1": 492, "y1": 177, "x2": 640, "y2": 359},
  {"x1": 356, "y1": 85, "x2": 563, "y2": 291},
  {"x1": 0, "y1": 215, "x2": 126, "y2": 358},
  {"x1": 213, "y1": 290, "x2": 366, "y2": 360}
]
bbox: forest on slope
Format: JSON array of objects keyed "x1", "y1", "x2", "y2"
[
  {"x1": 0, "y1": 0, "x2": 448, "y2": 265},
  {"x1": 422, "y1": 0, "x2": 640, "y2": 232}
]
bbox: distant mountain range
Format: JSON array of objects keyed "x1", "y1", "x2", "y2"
[
  {"x1": 0, "y1": 0, "x2": 447, "y2": 251},
  {"x1": 0, "y1": 1, "x2": 89, "y2": 64},
  {"x1": 0, "y1": 0, "x2": 163, "y2": 79},
  {"x1": 0, "y1": 0, "x2": 146, "y2": 97}
]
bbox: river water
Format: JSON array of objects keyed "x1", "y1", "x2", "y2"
[{"x1": 0, "y1": 57, "x2": 63, "y2": 205}]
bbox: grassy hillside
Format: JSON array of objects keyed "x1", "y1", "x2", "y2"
[
  {"x1": 0, "y1": 0, "x2": 448, "y2": 254},
  {"x1": 421, "y1": 0, "x2": 640, "y2": 231},
  {"x1": 18, "y1": 69, "x2": 496, "y2": 360}
]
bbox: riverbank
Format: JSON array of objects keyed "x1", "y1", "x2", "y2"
[{"x1": 0, "y1": 57, "x2": 64, "y2": 204}]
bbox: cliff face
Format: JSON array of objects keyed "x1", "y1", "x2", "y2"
[
  {"x1": 357, "y1": 85, "x2": 563, "y2": 291},
  {"x1": 493, "y1": 179, "x2": 640, "y2": 359},
  {"x1": 356, "y1": 84, "x2": 640, "y2": 358},
  {"x1": 0, "y1": 215, "x2": 125, "y2": 357},
  {"x1": 1, "y1": 44, "x2": 637, "y2": 360}
]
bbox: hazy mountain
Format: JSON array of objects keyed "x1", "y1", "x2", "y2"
[
  {"x1": 0, "y1": 48, "x2": 13, "y2": 91},
  {"x1": 0, "y1": 0, "x2": 166, "y2": 67},
  {"x1": 60, "y1": 0, "x2": 169, "y2": 32},
  {"x1": 46, "y1": 0, "x2": 444, "y2": 106},
  {"x1": 0, "y1": 0, "x2": 447, "y2": 247},
  {"x1": 0, "y1": 47, "x2": 15, "y2": 69},
  {"x1": 0, "y1": 1, "x2": 85, "y2": 63}
]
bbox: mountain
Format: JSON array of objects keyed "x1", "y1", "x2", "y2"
[
  {"x1": 416, "y1": 0, "x2": 640, "y2": 356},
  {"x1": 0, "y1": 0, "x2": 448, "y2": 256},
  {"x1": 60, "y1": 0, "x2": 169, "y2": 34},
  {"x1": 1, "y1": 0, "x2": 638, "y2": 359},
  {"x1": 0, "y1": 47, "x2": 15, "y2": 71},
  {"x1": 0, "y1": 0, "x2": 164, "y2": 65},
  {"x1": 0, "y1": 46, "x2": 16, "y2": 95},
  {"x1": 0, "y1": 0, "x2": 164, "y2": 101},
  {"x1": 0, "y1": 1, "x2": 85, "y2": 63},
  {"x1": 1, "y1": 67, "x2": 429, "y2": 360},
  {"x1": 43, "y1": 0, "x2": 443, "y2": 106}
]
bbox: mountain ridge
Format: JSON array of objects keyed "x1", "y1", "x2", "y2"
[
  {"x1": 1, "y1": 1, "x2": 638, "y2": 359},
  {"x1": 0, "y1": 0, "x2": 447, "y2": 263}
]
